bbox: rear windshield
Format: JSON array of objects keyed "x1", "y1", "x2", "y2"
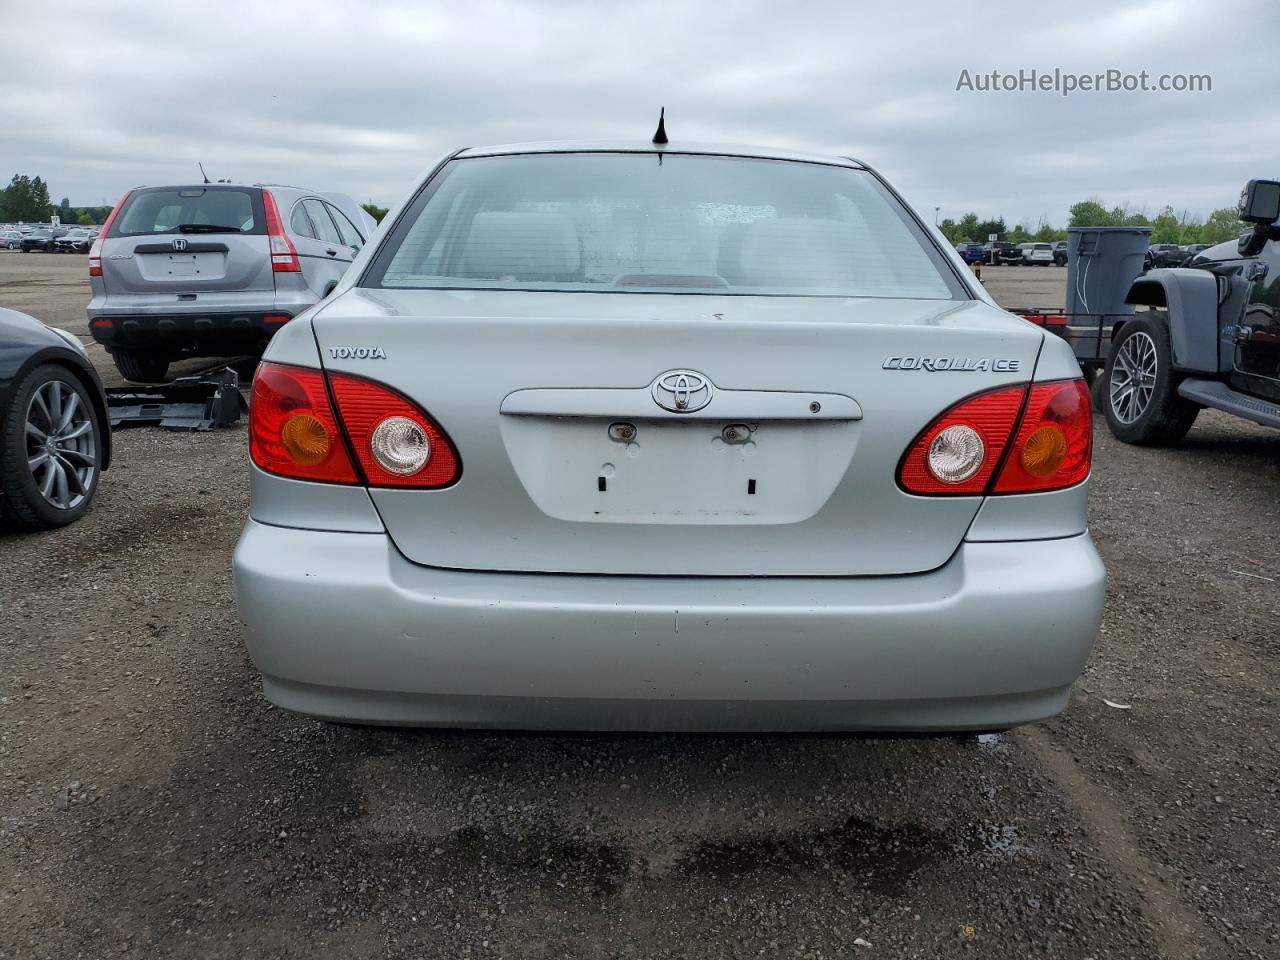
[
  {"x1": 110, "y1": 187, "x2": 264, "y2": 237},
  {"x1": 367, "y1": 153, "x2": 964, "y2": 299}
]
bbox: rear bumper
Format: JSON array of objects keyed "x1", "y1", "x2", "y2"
[
  {"x1": 233, "y1": 522, "x2": 1105, "y2": 732},
  {"x1": 87, "y1": 311, "x2": 294, "y2": 355}
]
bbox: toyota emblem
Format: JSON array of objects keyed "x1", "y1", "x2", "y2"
[{"x1": 651, "y1": 369, "x2": 714, "y2": 413}]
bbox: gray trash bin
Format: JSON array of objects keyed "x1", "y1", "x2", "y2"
[
  {"x1": 1064, "y1": 226, "x2": 1152, "y2": 365},
  {"x1": 1065, "y1": 226, "x2": 1151, "y2": 320}
]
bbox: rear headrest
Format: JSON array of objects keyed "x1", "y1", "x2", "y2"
[
  {"x1": 459, "y1": 211, "x2": 581, "y2": 280},
  {"x1": 731, "y1": 218, "x2": 856, "y2": 289}
]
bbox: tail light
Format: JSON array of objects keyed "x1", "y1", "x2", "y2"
[
  {"x1": 898, "y1": 385, "x2": 1026, "y2": 495},
  {"x1": 249, "y1": 364, "x2": 358, "y2": 484},
  {"x1": 89, "y1": 190, "x2": 131, "y2": 277},
  {"x1": 991, "y1": 380, "x2": 1092, "y2": 493},
  {"x1": 261, "y1": 190, "x2": 300, "y2": 273},
  {"x1": 329, "y1": 374, "x2": 461, "y2": 488},
  {"x1": 899, "y1": 379, "x2": 1091, "y2": 496},
  {"x1": 249, "y1": 363, "x2": 460, "y2": 489}
]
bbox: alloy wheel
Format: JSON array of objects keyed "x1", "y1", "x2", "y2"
[
  {"x1": 24, "y1": 378, "x2": 97, "y2": 511},
  {"x1": 1109, "y1": 330, "x2": 1158, "y2": 424}
]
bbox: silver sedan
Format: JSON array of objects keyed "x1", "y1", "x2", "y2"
[{"x1": 233, "y1": 140, "x2": 1103, "y2": 731}]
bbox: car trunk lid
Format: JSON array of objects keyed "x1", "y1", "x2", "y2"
[{"x1": 314, "y1": 289, "x2": 1043, "y2": 576}]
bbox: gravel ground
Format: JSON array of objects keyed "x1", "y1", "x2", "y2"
[{"x1": 2, "y1": 255, "x2": 1279, "y2": 958}]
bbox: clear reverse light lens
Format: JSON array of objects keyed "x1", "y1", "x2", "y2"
[
  {"x1": 370, "y1": 416, "x2": 431, "y2": 476},
  {"x1": 927, "y1": 424, "x2": 985, "y2": 484}
]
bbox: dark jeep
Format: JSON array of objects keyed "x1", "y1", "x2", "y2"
[{"x1": 1101, "y1": 179, "x2": 1280, "y2": 444}]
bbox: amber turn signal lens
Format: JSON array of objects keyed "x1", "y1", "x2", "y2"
[
  {"x1": 280, "y1": 413, "x2": 331, "y2": 466},
  {"x1": 1020, "y1": 424, "x2": 1068, "y2": 477}
]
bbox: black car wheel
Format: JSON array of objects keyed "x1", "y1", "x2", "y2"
[
  {"x1": 0, "y1": 364, "x2": 104, "y2": 530},
  {"x1": 1102, "y1": 312, "x2": 1199, "y2": 446}
]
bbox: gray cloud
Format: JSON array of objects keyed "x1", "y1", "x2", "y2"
[{"x1": 1, "y1": 0, "x2": 1276, "y2": 225}]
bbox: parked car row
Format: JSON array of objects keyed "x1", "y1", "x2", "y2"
[
  {"x1": 20, "y1": 227, "x2": 101, "y2": 253},
  {"x1": 956, "y1": 240, "x2": 1063, "y2": 266},
  {"x1": 0, "y1": 224, "x2": 101, "y2": 252},
  {"x1": 958, "y1": 239, "x2": 1218, "y2": 272}
]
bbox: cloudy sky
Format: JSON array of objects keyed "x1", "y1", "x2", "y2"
[{"x1": 2, "y1": 0, "x2": 1277, "y2": 226}]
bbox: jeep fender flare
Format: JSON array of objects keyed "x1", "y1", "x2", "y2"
[{"x1": 1123, "y1": 268, "x2": 1221, "y2": 373}]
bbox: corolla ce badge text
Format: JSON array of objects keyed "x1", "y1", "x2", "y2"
[{"x1": 883, "y1": 356, "x2": 1021, "y2": 372}]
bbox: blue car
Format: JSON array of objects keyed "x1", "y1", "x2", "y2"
[{"x1": 954, "y1": 242, "x2": 985, "y2": 264}]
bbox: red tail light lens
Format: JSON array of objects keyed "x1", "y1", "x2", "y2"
[
  {"x1": 249, "y1": 363, "x2": 358, "y2": 483},
  {"x1": 991, "y1": 379, "x2": 1092, "y2": 493},
  {"x1": 898, "y1": 385, "x2": 1026, "y2": 495},
  {"x1": 329, "y1": 374, "x2": 460, "y2": 488},
  {"x1": 899, "y1": 379, "x2": 1092, "y2": 496},
  {"x1": 261, "y1": 190, "x2": 300, "y2": 273},
  {"x1": 89, "y1": 190, "x2": 131, "y2": 277}
]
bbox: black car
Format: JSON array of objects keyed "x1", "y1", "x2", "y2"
[
  {"x1": 1145, "y1": 243, "x2": 1188, "y2": 269},
  {"x1": 1101, "y1": 178, "x2": 1280, "y2": 445},
  {"x1": 1052, "y1": 240, "x2": 1068, "y2": 266},
  {"x1": 0, "y1": 308, "x2": 111, "y2": 529},
  {"x1": 983, "y1": 240, "x2": 1021, "y2": 265},
  {"x1": 19, "y1": 228, "x2": 67, "y2": 253}
]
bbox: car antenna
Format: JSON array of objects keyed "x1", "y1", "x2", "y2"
[
  {"x1": 652, "y1": 107, "x2": 669, "y2": 145},
  {"x1": 197, "y1": 162, "x2": 211, "y2": 185}
]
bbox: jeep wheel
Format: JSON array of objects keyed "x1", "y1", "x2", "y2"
[
  {"x1": 112, "y1": 350, "x2": 170, "y2": 383},
  {"x1": 1103, "y1": 312, "x2": 1199, "y2": 445}
]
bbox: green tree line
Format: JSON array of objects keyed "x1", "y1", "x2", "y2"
[
  {"x1": 940, "y1": 199, "x2": 1245, "y2": 247},
  {"x1": 0, "y1": 174, "x2": 111, "y2": 225}
]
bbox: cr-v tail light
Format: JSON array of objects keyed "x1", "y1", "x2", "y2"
[
  {"x1": 249, "y1": 363, "x2": 460, "y2": 489},
  {"x1": 88, "y1": 190, "x2": 131, "y2": 277},
  {"x1": 898, "y1": 379, "x2": 1091, "y2": 496},
  {"x1": 261, "y1": 189, "x2": 301, "y2": 273}
]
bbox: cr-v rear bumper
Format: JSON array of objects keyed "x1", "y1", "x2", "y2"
[
  {"x1": 87, "y1": 311, "x2": 294, "y2": 355},
  {"x1": 233, "y1": 521, "x2": 1105, "y2": 732}
]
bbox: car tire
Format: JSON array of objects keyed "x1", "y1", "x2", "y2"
[
  {"x1": 0, "y1": 363, "x2": 104, "y2": 531},
  {"x1": 1102, "y1": 312, "x2": 1199, "y2": 446},
  {"x1": 111, "y1": 350, "x2": 170, "y2": 383}
]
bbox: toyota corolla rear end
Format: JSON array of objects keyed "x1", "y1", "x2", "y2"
[{"x1": 232, "y1": 143, "x2": 1104, "y2": 731}]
